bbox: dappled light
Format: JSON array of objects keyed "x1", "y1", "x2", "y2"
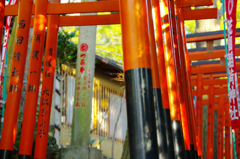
[
  {"x1": 1, "y1": 0, "x2": 240, "y2": 158},
  {"x1": 35, "y1": 15, "x2": 46, "y2": 31}
]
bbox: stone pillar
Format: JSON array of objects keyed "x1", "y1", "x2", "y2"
[
  {"x1": 71, "y1": 25, "x2": 97, "y2": 147},
  {"x1": 60, "y1": 1, "x2": 101, "y2": 158}
]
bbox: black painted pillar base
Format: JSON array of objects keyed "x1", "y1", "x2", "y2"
[
  {"x1": 19, "y1": 155, "x2": 31, "y2": 159},
  {"x1": 186, "y1": 150, "x2": 191, "y2": 159},
  {"x1": 190, "y1": 144, "x2": 196, "y2": 159},
  {"x1": 0, "y1": 150, "x2": 12, "y2": 159},
  {"x1": 171, "y1": 120, "x2": 187, "y2": 159},
  {"x1": 153, "y1": 88, "x2": 168, "y2": 159},
  {"x1": 195, "y1": 151, "x2": 198, "y2": 159},
  {"x1": 125, "y1": 68, "x2": 159, "y2": 159},
  {"x1": 163, "y1": 108, "x2": 175, "y2": 159}
]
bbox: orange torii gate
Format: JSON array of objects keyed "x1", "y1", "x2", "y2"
[
  {"x1": 188, "y1": 29, "x2": 240, "y2": 158},
  {"x1": 0, "y1": 0, "x2": 219, "y2": 159}
]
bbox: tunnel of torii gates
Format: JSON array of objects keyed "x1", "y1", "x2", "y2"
[{"x1": 0, "y1": 0, "x2": 238, "y2": 158}]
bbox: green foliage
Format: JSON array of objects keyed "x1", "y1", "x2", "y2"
[
  {"x1": 237, "y1": 1, "x2": 240, "y2": 28},
  {"x1": 57, "y1": 25, "x2": 123, "y2": 67},
  {"x1": 185, "y1": 20, "x2": 196, "y2": 34},
  {"x1": 48, "y1": 135, "x2": 60, "y2": 158},
  {"x1": 89, "y1": 139, "x2": 97, "y2": 147},
  {"x1": 13, "y1": 125, "x2": 59, "y2": 159},
  {"x1": 89, "y1": 136, "x2": 110, "y2": 147},
  {"x1": 98, "y1": 136, "x2": 110, "y2": 144},
  {"x1": 57, "y1": 28, "x2": 78, "y2": 66},
  {"x1": 14, "y1": 135, "x2": 21, "y2": 151},
  {"x1": 96, "y1": 24, "x2": 123, "y2": 64}
]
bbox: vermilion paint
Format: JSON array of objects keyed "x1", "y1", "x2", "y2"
[
  {"x1": 152, "y1": 1, "x2": 175, "y2": 158},
  {"x1": 146, "y1": 0, "x2": 160, "y2": 90},
  {"x1": 217, "y1": 94, "x2": 224, "y2": 159},
  {"x1": 34, "y1": 14, "x2": 59, "y2": 159},
  {"x1": 160, "y1": 0, "x2": 180, "y2": 122},
  {"x1": 152, "y1": 0, "x2": 170, "y2": 109},
  {"x1": 146, "y1": 0, "x2": 168, "y2": 158},
  {"x1": 160, "y1": 0, "x2": 186, "y2": 158},
  {"x1": 196, "y1": 74, "x2": 203, "y2": 157},
  {"x1": 179, "y1": 9, "x2": 199, "y2": 157},
  {"x1": 0, "y1": 0, "x2": 33, "y2": 152},
  {"x1": 120, "y1": 0, "x2": 159, "y2": 158},
  {"x1": 18, "y1": 0, "x2": 48, "y2": 156},
  {"x1": 168, "y1": 0, "x2": 191, "y2": 154},
  {"x1": 206, "y1": 83, "x2": 215, "y2": 158},
  {"x1": 120, "y1": 0, "x2": 151, "y2": 71}
]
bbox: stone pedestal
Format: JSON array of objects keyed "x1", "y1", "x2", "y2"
[{"x1": 60, "y1": 146, "x2": 102, "y2": 159}]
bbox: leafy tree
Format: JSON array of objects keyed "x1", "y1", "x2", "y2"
[
  {"x1": 57, "y1": 28, "x2": 78, "y2": 67},
  {"x1": 96, "y1": 24, "x2": 123, "y2": 64},
  {"x1": 57, "y1": 25, "x2": 123, "y2": 67}
]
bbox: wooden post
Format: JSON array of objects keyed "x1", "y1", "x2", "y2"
[
  {"x1": 206, "y1": 83, "x2": 215, "y2": 159},
  {"x1": 18, "y1": 0, "x2": 48, "y2": 157},
  {"x1": 0, "y1": 0, "x2": 32, "y2": 158},
  {"x1": 119, "y1": 0, "x2": 159, "y2": 158},
  {"x1": 160, "y1": 0, "x2": 186, "y2": 158},
  {"x1": 196, "y1": 74, "x2": 203, "y2": 158},
  {"x1": 146, "y1": 0, "x2": 168, "y2": 158},
  {"x1": 34, "y1": 13, "x2": 59, "y2": 159},
  {"x1": 217, "y1": 94, "x2": 224, "y2": 159},
  {"x1": 169, "y1": 1, "x2": 194, "y2": 158},
  {"x1": 152, "y1": 0, "x2": 175, "y2": 158},
  {"x1": 179, "y1": 8, "x2": 199, "y2": 158}
]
